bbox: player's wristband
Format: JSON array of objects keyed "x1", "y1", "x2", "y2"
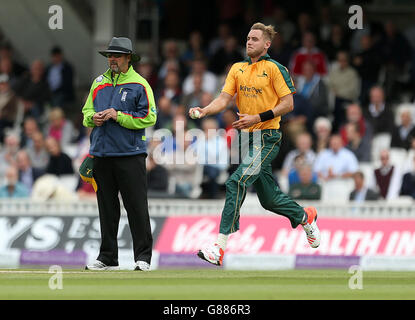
[{"x1": 259, "y1": 110, "x2": 274, "y2": 122}]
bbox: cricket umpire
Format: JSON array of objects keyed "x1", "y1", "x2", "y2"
[{"x1": 82, "y1": 37, "x2": 157, "y2": 271}]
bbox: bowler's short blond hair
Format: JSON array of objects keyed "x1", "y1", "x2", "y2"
[{"x1": 250, "y1": 23, "x2": 277, "y2": 41}]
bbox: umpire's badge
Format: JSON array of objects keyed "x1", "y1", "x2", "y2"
[{"x1": 96, "y1": 75, "x2": 103, "y2": 83}]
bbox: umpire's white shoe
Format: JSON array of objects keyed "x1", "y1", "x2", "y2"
[
  {"x1": 197, "y1": 243, "x2": 224, "y2": 266},
  {"x1": 134, "y1": 261, "x2": 150, "y2": 271},
  {"x1": 302, "y1": 206, "x2": 321, "y2": 248},
  {"x1": 85, "y1": 260, "x2": 120, "y2": 271}
]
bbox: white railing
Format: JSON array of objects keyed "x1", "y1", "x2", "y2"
[{"x1": 0, "y1": 195, "x2": 414, "y2": 219}]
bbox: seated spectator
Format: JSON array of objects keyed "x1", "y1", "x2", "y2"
[
  {"x1": 321, "y1": 24, "x2": 350, "y2": 62},
  {"x1": 391, "y1": 108, "x2": 415, "y2": 150},
  {"x1": 289, "y1": 31, "x2": 328, "y2": 77},
  {"x1": 314, "y1": 134, "x2": 359, "y2": 181},
  {"x1": 0, "y1": 42, "x2": 27, "y2": 77},
  {"x1": 0, "y1": 131, "x2": 20, "y2": 177},
  {"x1": 290, "y1": 12, "x2": 317, "y2": 50},
  {"x1": 208, "y1": 22, "x2": 232, "y2": 56},
  {"x1": 45, "y1": 107, "x2": 75, "y2": 148},
  {"x1": 328, "y1": 51, "x2": 360, "y2": 131},
  {"x1": 349, "y1": 171, "x2": 379, "y2": 202},
  {"x1": 153, "y1": 124, "x2": 200, "y2": 199},
  {"x1": 191, "y1": 117, "x2": 228, "y2": 199},
  {"x1": 155, "y1": 96, "x2": 174, "y2": 130},
  {"x1": 45, "y1": 46, "x2": 75, "y2": 110},
  {"x1": 339, "y1": 103, "x2": 372, "y2": 146},
  {"x1": 182, "y1": 58, "x2": 218, "y2": 95},
  {"x1": 157, "y1": 113, "x2": 188, "y2": 156},
  {"x1": 379, "y1": 21, "x2": 412, "y2": 101},
  {"x1": 164, "y1": 111, "x2": 197, "y2": 134},
  {"x1": 295, "y1": 60, "x2": 329, "y2": 120},
  {"x1": 215, "y1": 63, "x2": 233, "y2": 96},
  {"x1": 282, "y1": 132, "x2": 316, "y2": 176},
  {"x1": 180, "y1": 31, "x2": 208, "y2": 70},
  {"x1": 0, "y1": 73, "x2": 19, "y2": 142},
  {"x1": 288, "y1": 153, "x2": 318, "y2": 186},
  {"x1": 20, "y1": 117, "x2": 40, "y2": 149},
  {"x1": 264, "y1": 6, "x2": 295, "y2": 44},
  {"x1": 345, "y1": 122, "x2": 372, "y2": 162},
  {"x1": 137, "y1": 56, "x2": 158, "y2": 90},
  {"x1": 400, "y1": 155, "x2": 415, "y2": 199},
  {"x1": 288, "y1": 164, "x2": 321, "y2": 200},
  {"x1": 146, "y1": 154, "x2": 169, "y2": 195},
  {"x1": 157, "y1": 40, "x2": 186, "y2": 81},
  {"x1": 13, "y1": 59, "x2": 50, "y2": 119},
  {"x1": 16, "y1": 149, "x2": 44, "y2": 194},
  {"x1": 156, "y1": 70, "x2": 182, "y2": 105},
  {"x1": 268, "y1": 32, "x2": 293, "y2": 68},
  {"x1": 364, "y1": 86, "x2": 394, "y2": 135},
  {"x1": 180, "y1": 73, "x2": 205, "y2": 110},
  {"x1": 26, "y1": 131, "x2": 49, "y2": 171},
  {"x1": 317, "y1": 6, "x2": 333, "y2": 44},
  {"x1": 374, "y1": 149, "x2": 402, "y2": 200},
  {"x1": 44, "y1": 136, "x2": 74, "y2": 176},
  {"x1": 165, "y1": 157, "x2": 200, "y2": 198},
  {"x1": 0, "y1": 165, "x2": 29, "y2": 198},
  {"x1": 312, "y1": 117, "x2": 332, "y2": 154},
  {"x1": 352, "y1": 34, "x2": 383, "y2": 105},
  {"x1": 0, "y1": 56, "x2": 21, "y2": 88},
  {"x1": 209, "y1": 36, "x2": 243, "y2": 75}
]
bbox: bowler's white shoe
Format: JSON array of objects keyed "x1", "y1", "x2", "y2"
[
  {"x1": 197, "y1": 243, "x2": 224, "y2": 266},
  {"x1": 85, "y1": 260, "x2": 120, "y2": 271},
  {"x1": 134, "y1": 260, "x2": 150, "y2": 271},
  {"x1": 302, "y1": 206, "x2": 321, "y2": 248}
]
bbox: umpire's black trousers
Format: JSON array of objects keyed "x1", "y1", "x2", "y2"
[{"x1": 93, "y1": 154, "x2": 152, "y2": 266}]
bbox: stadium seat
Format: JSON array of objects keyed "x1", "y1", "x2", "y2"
[
  {"x1": 62, "y1": 144, "x2": 79, "y2": 159},
  {"x1": 58, "y1": 174, "x2": 79, "y2": 191},
  {"x1": 389, "y1": 148, "x2": 408, "y2": 167},
  {"x1": 359, "y1": 162, "x2": 375, "y2": 189},
  {"x1": 275, "y1": 171, "x2": 289, "y2": 194},
  {"x1": 403, "y1": 150, "x2": 415, "y2": 173},
  {"x1": 371, "y1": 133, "x2": 391, "y2": 162},
  {"x1": 320, "y1": 178, "x2": 354, "y2": 202},
  {"x1": 32, "y1": 174, "x2": 78, "y2": 201}
]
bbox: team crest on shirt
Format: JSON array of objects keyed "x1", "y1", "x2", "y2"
[
  {"x1": 257, "y1": 70, "x2": 268, "y2": 77},
  {"x1": 95, "y1": 75, "x2": 103, "y2": 82},
  {"x1": 121, "y1": 90, "x2": 128, "y2": 101}
]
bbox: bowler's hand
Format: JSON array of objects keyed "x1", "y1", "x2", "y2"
[
  {"x1": 93, "y1": 112, "x2": 105, "y2": 126},
  {"x1": 188, "y1": 106, "x2": 206, "y2": 119},
  {"x1": 232, "y1": 113, "x2": 260, "y2": 130},
  {"x1": 101, "y1": 108, "x2": 118, "y2": 121}
]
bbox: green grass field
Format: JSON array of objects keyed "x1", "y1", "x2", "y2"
[{"x1": 0, "y1": 269, "x2": 414, "y2": 300}]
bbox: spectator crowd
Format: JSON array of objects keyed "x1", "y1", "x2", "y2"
[{"x1": 2, "y1": 5, "x2": 415, "y2": 202}]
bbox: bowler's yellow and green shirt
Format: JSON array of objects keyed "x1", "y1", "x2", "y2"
[{"x1": 222, "y1": 53, "x2": 296, "y2": 131}]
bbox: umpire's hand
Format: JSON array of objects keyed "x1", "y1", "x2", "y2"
[
  {"x1": 101, "y1": 108, "x2": 118, "y2": 121},
  {"x1": 93, "y1": 112, "x2": 105, "y2": 126}
]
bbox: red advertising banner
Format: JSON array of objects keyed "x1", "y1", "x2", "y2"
[{"x1": 155, "y1": 216, "x2": 415, "y2": 256}]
